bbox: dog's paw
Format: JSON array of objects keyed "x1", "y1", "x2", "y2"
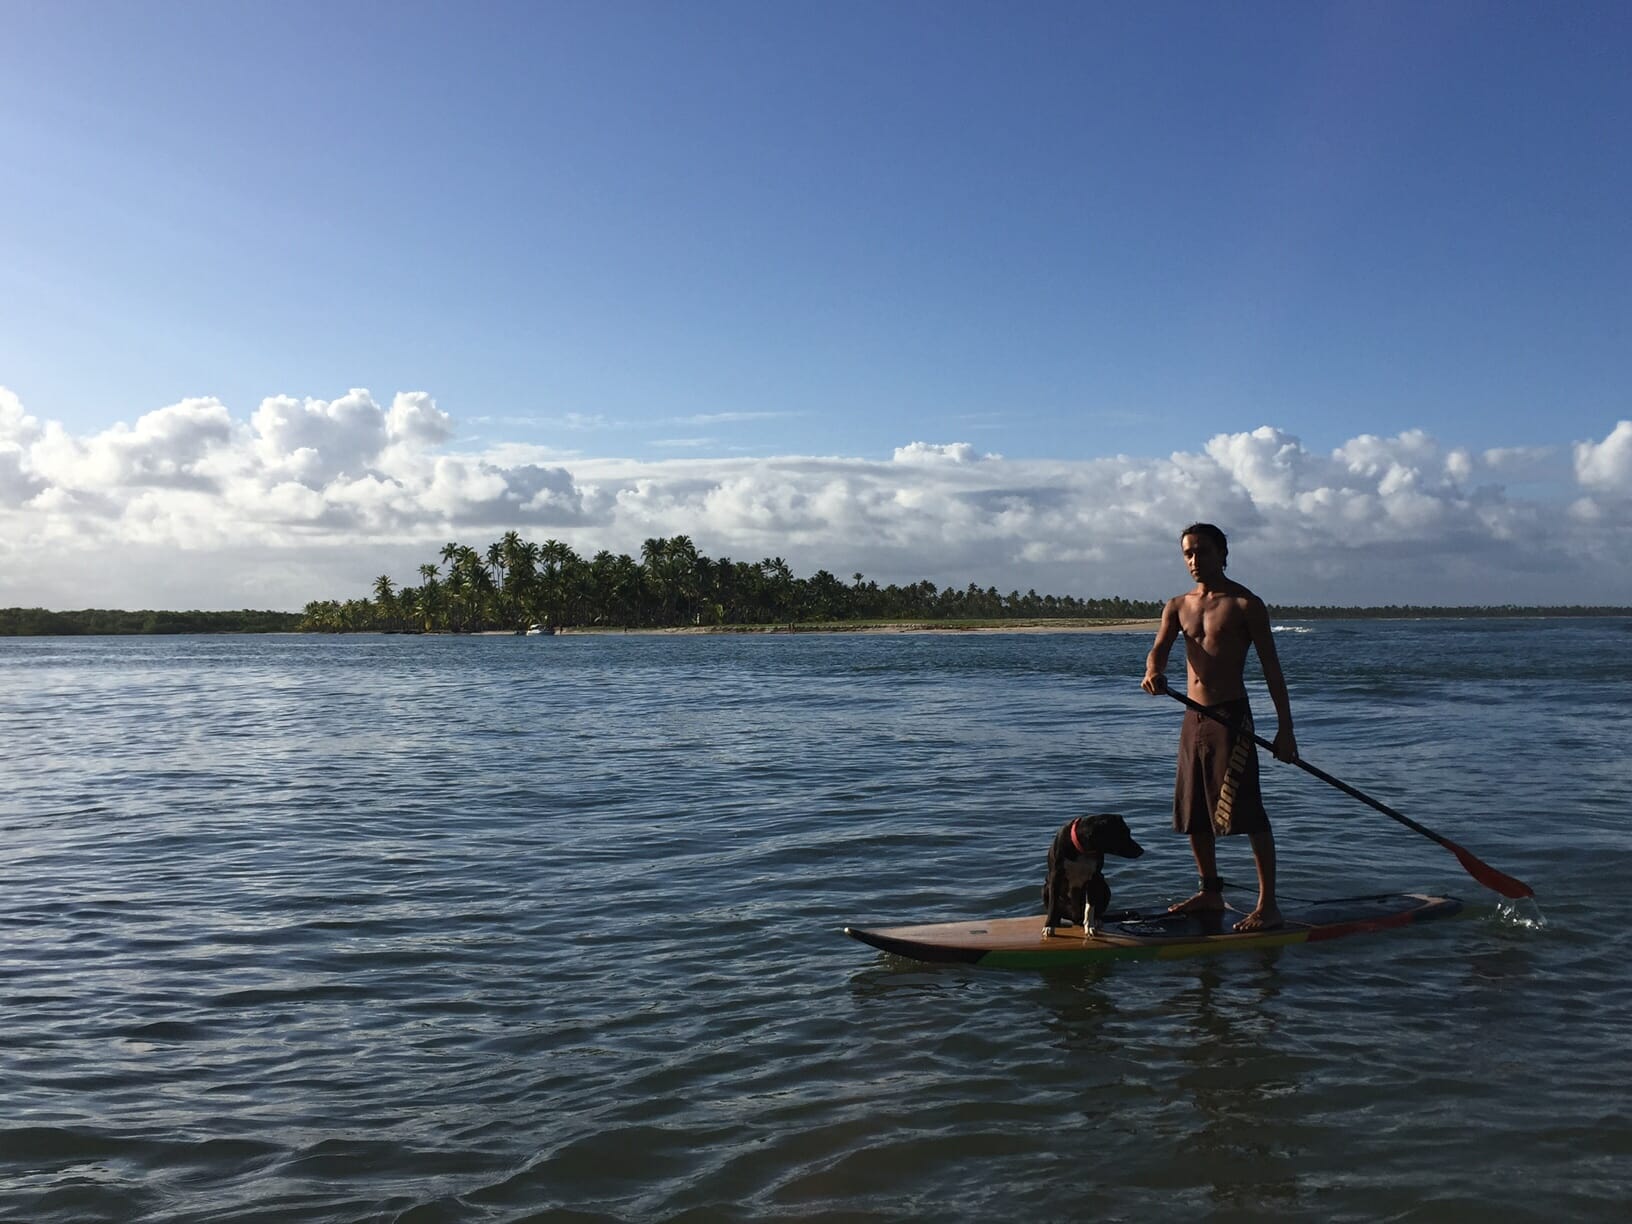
[{"x1": 1042, "y1": 925, "x2": 1056, "y2": 939}]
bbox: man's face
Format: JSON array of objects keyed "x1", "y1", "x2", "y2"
[{"x1": 1181, "y1": 533, "x2": 1225, "y2": 583}]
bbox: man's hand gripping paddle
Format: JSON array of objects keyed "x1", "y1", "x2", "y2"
[{"x1": 1163, "y1": 687, "x2": 1534, "y2": 900}]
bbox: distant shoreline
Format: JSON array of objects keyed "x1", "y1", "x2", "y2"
[
  {"x1": 3, "y1": 608, "x2": 1630, "y2": 637},
  {"x1": 546, "y1": 618, "x2": 1163, "y2": 636}
]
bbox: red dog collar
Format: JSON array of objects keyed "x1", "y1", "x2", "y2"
[{"x1": 1069, "y1": 818, "x2": 1086, "y2": 854}]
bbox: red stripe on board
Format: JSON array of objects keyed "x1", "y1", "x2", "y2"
[{"x1": 1304, "y1": 909, "x2": 1418, "y2": 943}]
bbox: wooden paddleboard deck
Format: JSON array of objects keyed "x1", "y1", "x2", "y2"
[{"x1": 845, "y1": 893, "x2": 1462, "y2": 968}]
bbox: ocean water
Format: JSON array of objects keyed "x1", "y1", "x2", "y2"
[{"x1": 2, "y1": 620, "x2": 1629, "y2": 1223}]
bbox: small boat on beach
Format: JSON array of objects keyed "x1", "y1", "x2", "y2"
[{"x1": 525, "y1": 623, "x2": 555, "y2": 636}]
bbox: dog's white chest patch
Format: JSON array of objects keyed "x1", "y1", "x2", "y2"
[{"x1": 1062, "y1": 854, "x2": 1104, "y2": 885}]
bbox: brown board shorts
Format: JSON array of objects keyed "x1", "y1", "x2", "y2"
[{"x1": 1173, "y1": 697, "x2": 1271, "y2": 837}]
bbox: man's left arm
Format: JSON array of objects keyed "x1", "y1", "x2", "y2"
[{"x1": 1247, "y1": 598, "x2": 1298, "y2": 763}]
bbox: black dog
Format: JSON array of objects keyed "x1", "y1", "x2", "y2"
[{"x1": 1041, "y1": 813, "x2": 1144, "y2": 937}]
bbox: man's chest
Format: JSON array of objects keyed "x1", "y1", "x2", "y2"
[{"x1": 1179, "y1": 597, "x2": 1248, "y2": 646}]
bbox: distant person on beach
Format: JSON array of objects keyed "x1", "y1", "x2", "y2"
[{"x1": 1141, "y1": 522, "x2": 1298, "y2": 932}]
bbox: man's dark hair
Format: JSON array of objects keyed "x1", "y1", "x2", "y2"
[{"x1": 1180, "y1": 522, "x2": 1228, "y2": 568}]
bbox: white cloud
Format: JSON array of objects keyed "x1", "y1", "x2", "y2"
[
  {"x1": 0, "y1": 388, "x2": 46, "y2": 506},
  {"x1": 1334, "y1": 428, "x2": 1437, "y2": 476},
  {"x1": 385, "y1": 391, "x2": 454, "y2": 448},
  {"x1": 29, "y1": 397, "x2": 234, "y2": 494},
  {"x1": 672, "y1": 411, "x2": 791, "y2": 425},
  {"x1": 892, "y1": 441, "x2": 989, "y2": 465},
  {"x1": 0, "y1": 386, "x2": 43, "y2": 445},
  {"x1": 1483, "y1": 444, "x2": 1557, "y2": 474},
  {"x1": 251, "y1": 389, "x2": 388, "y2": 485},
  {"x1": 1, "y1": 387, "x2": 1628, "y2": 609},
  {"x1": 1574, "y1": 420, "x2": 1632, "y2": 493},
  {"x1": 1205, "y1": 426, "x2": 1314, "y2": 508},
  {"x1": 466, "y1": 411, "x2": 608, "y2": 431}
]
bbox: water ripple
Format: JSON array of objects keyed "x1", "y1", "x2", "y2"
[{"x1": 1, "y1": 623, "x2": 1628, "y2": 1220}]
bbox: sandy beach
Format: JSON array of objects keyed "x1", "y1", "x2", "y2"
[{"x1": 551, "y1": 619, "x2": 1162, "y2": 636}]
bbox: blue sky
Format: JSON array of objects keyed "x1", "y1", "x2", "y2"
[{"x1": 2, "y1": 1, "x2": 1629, "y2": 608}]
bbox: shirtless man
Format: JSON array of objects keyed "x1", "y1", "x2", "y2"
[{"x1": 1141, "y1": 523, "x2": 1298, "y2": 932}]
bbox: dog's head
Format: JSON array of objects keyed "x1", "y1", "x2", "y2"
[{"x1": 1058, "y1": 813, "x2": 1144, "y2": 862}]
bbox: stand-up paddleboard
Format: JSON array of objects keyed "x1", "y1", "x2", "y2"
[{"x1": 845, "y1": 893, "x2": 1461, "y2": 968}]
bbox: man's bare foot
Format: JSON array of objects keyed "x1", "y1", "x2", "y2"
[
  {"x1": 1233, "y1": 905, "x2": 1284, "y2": 932},
  {"x1": 1168, "y1": 890, "x2": 1226, "y2": 915}
]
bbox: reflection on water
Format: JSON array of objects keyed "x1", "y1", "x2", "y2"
[
  {"x1": 1167, "y1": 956, "x2": 1304, "y2": 1214},
  {"x1": 2, "y1": 624, "x2": 1630, "y2": 1221}
]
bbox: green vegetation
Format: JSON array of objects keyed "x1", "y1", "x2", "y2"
[
  {"x1": 6, "y1": 537, "x2": 1628, "y2": 637},
  {"x1": 297, "y1": 534, "x2": 1161, "y2": 633},
  {"x1": 0, "y1": 608, "x2": 302, "y2": 636}
]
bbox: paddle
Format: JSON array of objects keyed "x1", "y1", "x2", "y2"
[{"x1": 1162, "y1": 687, "x2": 1535, "y2": 900}]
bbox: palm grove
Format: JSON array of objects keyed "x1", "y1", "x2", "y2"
[{"x1": 298, "y1": 533, "x2": 1160, "y2": 633}]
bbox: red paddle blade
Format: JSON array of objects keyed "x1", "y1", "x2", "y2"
[{"x1": 1450, "y1": 842, "x2": 1534, "y2": 899}]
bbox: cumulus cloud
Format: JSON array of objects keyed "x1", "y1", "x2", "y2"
[
  {"x1": 30, "y1": 397, "x2": 234, "y2": 494},
  {"x1": 893, "y1": 441, "x2": 991, "y2": 465},
  {"x1": 0, "y1": 388, "x2": 46, "y2": 506},
  {"x1": 0, "y1": 386, "x2": 1628, "y2": 609},
  {"x1": 386, "y1": 391, "x2": 454, "y2": 448},
  {"x1": 251, "y1": 389, "x2": 389, "y2": 485},
  {"x1": 0, "y1": 387, "x2": 42, "y2": 443},
  {"x1": 1574, "y1": 420, "x2": 1632, "y2": 493},
  {"x1": 1208, "y1": 426, "x2": 1314, "y2": 508}
]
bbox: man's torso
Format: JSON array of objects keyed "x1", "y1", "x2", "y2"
[{"x1": 1176, "y1": 584, "x2": 1257, "y2": 705}]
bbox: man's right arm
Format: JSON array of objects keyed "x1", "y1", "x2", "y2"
[{"x1": 1142, "y1": 598, "x2": 1181, "y2": 694}]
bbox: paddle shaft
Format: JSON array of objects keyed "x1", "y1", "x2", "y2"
[
  {"x1": 1163, "y1": 687, "x2": 1534, "y2": 899},
  {"x1": 1165, "y1": 689, "x2": 1437, "y2": 837}
]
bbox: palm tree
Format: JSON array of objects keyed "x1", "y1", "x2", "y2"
[
  {"x1": 300, "y1": 599, "x2": 343, "y2": 632},
  {"x1": 372, "y1": 575, "x2": 397, "y2": 630},
  {"x1": 493, "y1": 531, "x2": 526, "y2": 628},
  {"x1": 405, "y1": 584, "x2": 430, "y2": 632},
  {"x1": 610, "y1": 552, "x2": 642, "y2": 626},
  {"x1": 446, "y1": 545, "x2": 493, "y2": 631},
  {"x1": 417, "y1": 563, "x2": 441, "y2": 631},
  {"x1": 437, "y1": 545, "x2": 463, "y2": 623},
  {"x1": 485, "y1": 542, "x2": 507, "y2": 623},
  {"x1": 760, "y1": 556, "x2": 794, "y2": 622},
  {"x1": 535, "y1": 539, "x2": 581, "y2": 629},
  {"x1": 666, "y1": 535, "x2": 701, "y2": 624},
  {"x1": 340, "y1": 598, "x2": 375, "y2": 631},
  {"x1": 808, "y1": 569, "x2": 848, "y2": 621},
  {"x1": 639, "y1": 537, "x2": 669, "y2": 625}
]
